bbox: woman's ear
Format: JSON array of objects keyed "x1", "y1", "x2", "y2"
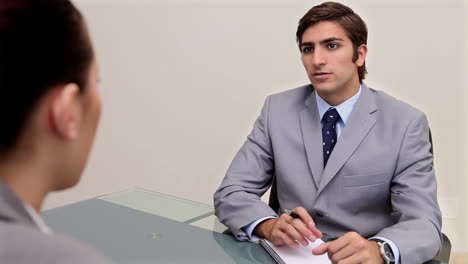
[{"x1": 48, "y1": 83, "x2": 81, "y2": 140}]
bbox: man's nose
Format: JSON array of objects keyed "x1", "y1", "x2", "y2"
[{"x1": 312, "y1": 48, "x2": 327, "y2": 67}]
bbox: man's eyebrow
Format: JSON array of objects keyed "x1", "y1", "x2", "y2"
[
  {"x1": 300, "y1": 42, "x2": 314, "y2": 48},
  {"x1": 319, "y1": 37, "x2": 344, "y2": 44},
  {"x1": 300, "y1": 37, "x2": 344, "y2": 48}
]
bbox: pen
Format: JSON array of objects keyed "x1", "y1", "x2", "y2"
[{"x1": 284, "y1": 209, "x2": 300, "y2": 219}]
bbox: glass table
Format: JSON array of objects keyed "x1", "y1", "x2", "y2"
[
  {"x1": 98, "y1": 188, "x2": 227, "y2": 232},
  {"x1": 43, "y1": 187, "x2": 272, "y2": 264}
]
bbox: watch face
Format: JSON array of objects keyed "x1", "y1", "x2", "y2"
[{"x1": 383, "y1": 243, "x2": 395, "y2": 261}]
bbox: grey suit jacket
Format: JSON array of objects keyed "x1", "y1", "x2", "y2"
[
  {"x1": 0, "y1": 180, "x2": 110, "y2": 264},
  {"x1": 214, "y1": 84, "x2": 442, "y2": 264}
]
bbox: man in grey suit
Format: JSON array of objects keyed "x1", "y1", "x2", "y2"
[
  {"x1": 214, "y1": 2, "x2": 441, "y2": 264},
  {"x1": 0, "y1": 0, "x2": 109, "y2": 263}
]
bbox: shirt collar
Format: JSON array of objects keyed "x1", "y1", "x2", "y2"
[
  {"x1": 22, "y1": 202, "x2": 53, "y2": 234},
  {"x1": 315, "y1": 85, "x2": 362, "y2": 124}
]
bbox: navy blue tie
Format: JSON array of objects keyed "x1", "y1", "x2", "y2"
[{"x1": 322, "y1": 108, "x2": 340, "y2": 166}]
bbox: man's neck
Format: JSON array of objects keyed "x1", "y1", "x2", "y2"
[{"x1": 317, "y1": 82, "x2": 361, "y2": 106}]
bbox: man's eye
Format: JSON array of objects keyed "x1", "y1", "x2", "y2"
[
  {"x1": 328, "y1": 43, "x2": 339, "y2": 49},
  {"x1": 302, "y1": 47, "x2": 313, "y2": 53}
]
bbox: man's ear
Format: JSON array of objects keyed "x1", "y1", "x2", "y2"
[
  {"x1": 49, "y1": 83, "x2": 81, "y2": 140},
  {"x1": 356, "y1": 44, "x2": 368, "y2": 67}
]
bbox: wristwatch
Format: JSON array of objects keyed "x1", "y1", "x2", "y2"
[{"x1": 376, "y1": 240, "x2": 395, "y2": 264}]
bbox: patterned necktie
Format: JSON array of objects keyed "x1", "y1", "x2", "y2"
[{"x1": 322, "y1": 108, "x2": 341, "y2": 166}]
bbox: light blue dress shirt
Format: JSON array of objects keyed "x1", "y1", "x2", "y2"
[
  {"x1": 241, "y1": 86, "x2": 400, "y2": 263},
  {"x1": 315, "y1": 86, "x2": 361, "y2": 137}
]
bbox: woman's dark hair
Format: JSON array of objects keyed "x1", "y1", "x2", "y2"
[
  {"x1": 0, "y1": 0, "x2": 93, "y2": 152},
  {"x1": 296, "y1": 2, "x2": 368, "y2": 82}
]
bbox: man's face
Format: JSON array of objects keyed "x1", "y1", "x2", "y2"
[{"x1": 300, "y1": 21, "x2": 366, "y2": 103}]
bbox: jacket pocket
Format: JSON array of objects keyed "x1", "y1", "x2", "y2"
[{"x1": 343, "y1": 172, "x2": 389, "y2": 188}]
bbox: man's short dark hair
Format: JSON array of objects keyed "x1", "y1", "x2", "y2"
[
  {"x1": 296, "y1": 2, "x2": 368, "y2": 82},
  {"x1": 0, "y1": 0, "x2": 93, "y2": 153}
]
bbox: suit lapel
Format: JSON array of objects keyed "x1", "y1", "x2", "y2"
[
  {"x1": 300, "y1": 87, "x2": 324, "y2": 188},
  {"x1": 317, "y1": 85, "x2": 378, "y2": 194}
]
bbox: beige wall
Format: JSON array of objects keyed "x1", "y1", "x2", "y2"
[
  {"x1": 45, "y1": 0, "x2": 467, "y2": 253},
  {"x1": 463, "y1": 0, "x2": 468, "y2": 254}
]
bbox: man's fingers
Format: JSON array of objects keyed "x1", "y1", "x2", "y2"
[
  {"x1": 328, "y1": 243, "x2": 359, "y2": 263},
  {"x1": 313, "y1": 232, "x2": 382, "y2": 264},
  {"x1": 291, "y1": 207, "x2": 323, "y2": 239},
  {"x1": 279, "y1": 220, "x2": 309, "y2": 246},
  {"x1": 325, "y1": 234, "x2": 352, "y2": 255},
  {"x1": 281, "y1": 213, "x2": 314, "y2": 245},
  {"x1": 290, "y1": 218, "x2": 315, "y2": 242},
  {"x1": 312, "y1": 242, "x2": 329, "y2": 255},
  {"x1": 274, "y1": 230, "x2": 299, "y2": 248},
  {"x1": 292, "y1": 207, "x2": 314, "y2": 226},
  {"x1": 311, "y1": 226, "x2": 323, "y2": 239},
  {"x1": 331, "y1": 250, "x2": 367, "y2": 264},
  {"x1": 264, "y1": 212, "x2": 325, "y2": 250}
]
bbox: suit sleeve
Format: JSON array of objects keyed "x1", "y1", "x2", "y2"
[
  {"x1": 375, "y1": 111, "x2": 442, "y2": 264},
  {"x1": 213, "y1": 96, "x2": 278, "y2": 241}
]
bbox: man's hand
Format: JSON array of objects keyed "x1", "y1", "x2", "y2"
[
  {"x1": 312, "y1": 231, "x2": 383, "y2": 264},
  {"x1": 254, "y1": 207, "x2": 322, "y2": 248}
]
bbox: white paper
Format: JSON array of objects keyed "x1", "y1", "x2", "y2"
[{"x1": 264, "y1": 239, "x2": 331, "y2": 264}]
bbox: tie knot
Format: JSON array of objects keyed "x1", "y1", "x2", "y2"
[{"x1": 322, "y1": 108, "x2": 340, "y2": 124}]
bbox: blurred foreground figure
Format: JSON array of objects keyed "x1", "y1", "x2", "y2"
[{"x1": 0, "y1": 0, "x2": 109, "y2": 263}]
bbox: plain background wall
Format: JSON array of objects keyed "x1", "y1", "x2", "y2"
[{"x1": 44, "y1": 0, "x2": 467, "y2": 253}]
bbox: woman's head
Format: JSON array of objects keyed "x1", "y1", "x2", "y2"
[
  {"x1": 0, "y1": 0, "x2": 95, "y2": 153},
  {"x1": 0, "y1": 0, "x2": 101, "y2": 190}
]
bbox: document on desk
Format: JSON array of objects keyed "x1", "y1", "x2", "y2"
[{"x1": 260, "y1": 238, "x2": 331, "y2": 264}]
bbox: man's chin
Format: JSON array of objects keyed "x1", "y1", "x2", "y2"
[{"x1": 312, "y1": 84, "x2": 338, "y2": 95}]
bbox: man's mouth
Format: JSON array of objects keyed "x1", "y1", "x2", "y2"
[
  {"x1": 313, "y1": 72, "x2": 332, "y2": 79},
  {"x1": 313, "y1": 72, "x2": 331, "y2": 76}
]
